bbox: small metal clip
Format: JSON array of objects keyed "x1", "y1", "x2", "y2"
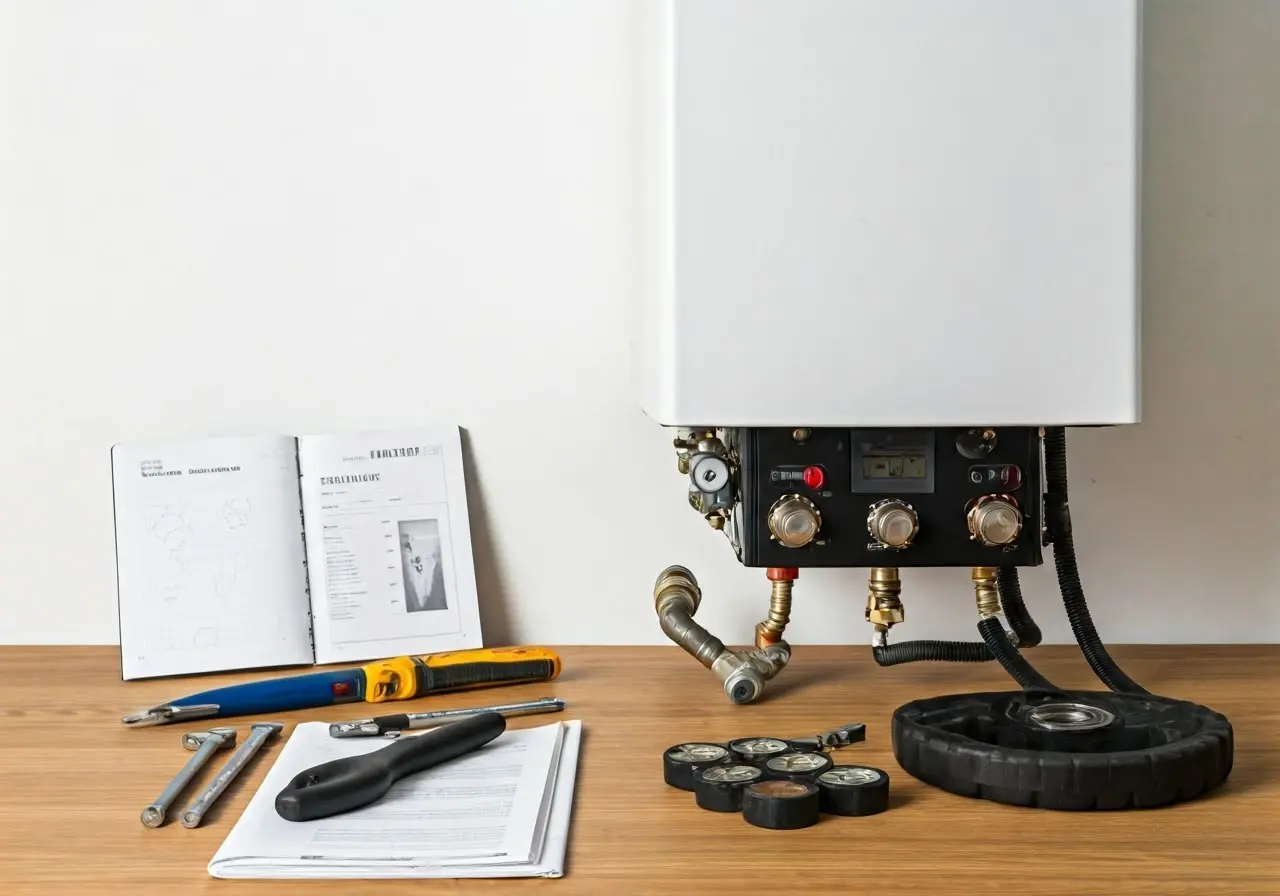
[
  {"x1": 788, "y1": 723, "x2": 867, "y2": 753},
  {"x1": 329, "y1": 720, "x2": 383, "y2": 738}
]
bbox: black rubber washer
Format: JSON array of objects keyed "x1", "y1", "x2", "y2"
[
  {"x1": 728, "y1": 736, "x2": 792, "y2": 765},
  {"x1": 662, "y1": 742, "x2": 730, "y2": 792},
  {"x1": 741, "y1": 779, "x2": 821, "y2": 830},
  {"x1": 763, "y1": 751, "x2": 834, "y2": 781},
  {"x1": 693, "y1": 764, "x2": 764, "y2": 812},
  {"x1": 816, "y1": 765, "x2": 890, "y2": 817},
  {"x1": 892, "y1": 689, "x2": 1234, "y2": 810}
]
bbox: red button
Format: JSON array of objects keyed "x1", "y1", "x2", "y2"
[
  {"x1": 803, "y1": 465, "x2": 825, "y2": 489},
  {"x1": 1000, "y1": 465, "x2": 1022, "y2": 489}
]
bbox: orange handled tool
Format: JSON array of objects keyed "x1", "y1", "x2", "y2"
[
  {"x1": 361, "y1": 646, "x2": 563, "y2": 703},
  {"x1": 122, "y1": 646, "x2": 562, "y2": 727}
]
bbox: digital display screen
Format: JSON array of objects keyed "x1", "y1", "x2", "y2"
[
  {"x1": 850, "y1": 430, "x2": 935, "y2": 494},
  {"x1": 860, "y1": 452, "x2": 928, "y2": 479}
]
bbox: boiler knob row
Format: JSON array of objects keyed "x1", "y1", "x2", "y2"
[{"x1": 767, "y1": 493, "x2": 1022, "y2": 550}]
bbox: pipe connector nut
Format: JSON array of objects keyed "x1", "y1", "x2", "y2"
[{"x1": 653, "y1": 565, "x2": 701, "y2": 616}]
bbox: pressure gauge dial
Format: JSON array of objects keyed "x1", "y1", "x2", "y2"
[
  {"x1": 767, "y1": 495, "x2": 821, "y2": 549},
  {"x1": 867, "y1": 499, "x2": 919, "y2": 548},
  {"x1": 690, "y1": 454, "x2": 730, "y2": 493},
  {"x1": 967, "y1": 495, "x2": 1023, "y2": 547}
]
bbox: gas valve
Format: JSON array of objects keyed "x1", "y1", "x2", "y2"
[{"x1": 675, "y1": 429, "x2": 737, "y2": 530}]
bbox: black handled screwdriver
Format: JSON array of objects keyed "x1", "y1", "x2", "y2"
[{"x1": 274, "y1": 711, "x2": 507, "y2": 822}]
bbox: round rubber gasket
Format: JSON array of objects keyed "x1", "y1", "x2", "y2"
[
  {"x1": 693, "y1": 763, "x2": 764, "y2": 812},
  {"x1": 892, "y1": 689, "x2": 1233, "y2": 810},
  {"x1": 816, "y1": 765, "x2": 890, "y2": 817},
  {"x1": 728, "y1": 736, "x2": 792, "y2": 765},
  {"x1": 663, "y1": 742, "x2": 730, "y2": 791},
  {"x1": 763, "y1": 751, "x2": 834, "y2": 781},
  {"x1": 741, "y1": 778, "x2": 820, "y2": 830}
]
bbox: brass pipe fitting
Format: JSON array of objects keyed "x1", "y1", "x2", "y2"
[
  {"x1": 755, "y1": 567, "x2": 797, "y2": 647},
  {"x1": 866, "y1": 567, "x2": 904, "y2": 631},
  {"x1": 653, "y1": 565, "x2": 790, "y2": 705},
  {"x1": 972, "y1": 566, "x2": 1001, "y2": 619},
  {"x1": 653, "y1": 565, "x2": 726, "y2": 668}
]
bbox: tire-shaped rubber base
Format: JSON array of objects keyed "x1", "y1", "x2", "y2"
[{"x1": 892, "y1": 690, "x2": 1233, "y2": 810}]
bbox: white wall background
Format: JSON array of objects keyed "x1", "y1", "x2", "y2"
[{"x1": 2, "y1": 1, "x2": 1277, "y2": 648}]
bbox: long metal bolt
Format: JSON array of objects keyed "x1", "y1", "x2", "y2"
[
  {"x1": 180, "y1": 722, "x2": 284, "y2": 828},
  {"x1": 140, "y1": 727, "x2": 238, "y2": 828}
]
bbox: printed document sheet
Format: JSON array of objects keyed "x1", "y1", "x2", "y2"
[{"x1": 208, "y1": 720, "x2": 581, "y2": 879}]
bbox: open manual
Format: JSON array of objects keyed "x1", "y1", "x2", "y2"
[
  {"x1": 208, "y1": 719, "x2": 582, "y2": 879},
  {"x1": 110, "y1": 427, "x2": 482, "y2": 679}
]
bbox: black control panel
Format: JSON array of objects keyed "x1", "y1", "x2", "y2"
[{"x1": 737, "y1": 427, "x2": 1043, "y2": 568}]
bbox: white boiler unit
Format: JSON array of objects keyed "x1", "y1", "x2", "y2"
[
  {"x1": 638, "y1": 0, "x2": 1141, "y2": 429},
  {"x1": 637, "y1": 2, "x2": 1233, "y2": 814}
]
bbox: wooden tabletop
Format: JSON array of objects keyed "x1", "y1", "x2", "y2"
[{"x1": 1, "y1": 644, "x2": 1276, "y2": 894}]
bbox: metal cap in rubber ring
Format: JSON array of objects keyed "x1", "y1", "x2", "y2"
[
  {"x1": 693, "y1": 764, "x2": 764, "y2": 813},
  {"x1": 816, "y1": 765, "x2": 890, "y2": 817},
  {"x1": 741, "y1": 779, "x2": 820, "y2": 830},
  {"x1": 764, "y1": 751, "x2": 834, "y2": 781},
  {"x1": 728, "y1": 736, "x2": 791, "y2": 765},
  {"x1": 662, "y1": 742, "x2": 729, "y2": 792}
]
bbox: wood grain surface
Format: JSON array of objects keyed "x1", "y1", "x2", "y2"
[{"x1": 0, "y1": 644, "x2": 1275, "y2": 895}]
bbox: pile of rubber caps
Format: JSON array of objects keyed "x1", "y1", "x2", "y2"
[{"x1": 662, "y1": 722, "x2": 889, "y2": 829}]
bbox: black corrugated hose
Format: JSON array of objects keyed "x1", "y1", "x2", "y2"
[
  {"x1": 976, "y1": 616, "x2": 1060, "y2": 692},
  {"x1": 872, "y1": 639, "x2": 992, "y2": 665},
  {"x1": 1043, "y1": 426, "x2": 1149, "y2": 695},
  {"x1": 997, "y1": 567, "x2": 1042, "y2": 647},
  {"x1": 871, "y1": 428, "x2": 1142, "y2": 697},
  {"x1": 871, "y1": 567, "x2": 1041, "y2": 666}
]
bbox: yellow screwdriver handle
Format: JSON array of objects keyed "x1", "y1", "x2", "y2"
[{"x1": 362, "y1": 647, "x2": 562, "y2": 704}]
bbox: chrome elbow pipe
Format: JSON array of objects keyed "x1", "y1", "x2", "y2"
[{"x1": 653, "y1": 565, "x2": 791, "y2": 705}]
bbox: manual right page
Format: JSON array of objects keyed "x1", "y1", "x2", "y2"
[{"x1": 297, "y1": 427, "x2": 482, "y2": 665}]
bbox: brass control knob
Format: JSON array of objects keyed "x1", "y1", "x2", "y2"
[
  {"x1": 768, "y1": 495, "x2": 821, "y2": 549},
  {"x1": 866, "y1": 499, "x2": 919, "y2": 548},
  {"x1": 967, "y1": 495, "x2": 1023, "y2": 546}
]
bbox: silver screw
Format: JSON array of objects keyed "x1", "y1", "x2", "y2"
[
  {"x1": 180, "y1": 722, "x2": 284, "y2": 828},
  {"x1": 140, "y1": 727, "x2": 238, "y2": 828}
]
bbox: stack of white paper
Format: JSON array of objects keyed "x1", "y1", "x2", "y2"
[{"x1": 208, "y1": 719, "x2": 582, "y2": 879}]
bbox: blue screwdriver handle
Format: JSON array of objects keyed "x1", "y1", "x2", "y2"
[{"x1": 172, "y1": 668, "x2": 366, "y2": 717}]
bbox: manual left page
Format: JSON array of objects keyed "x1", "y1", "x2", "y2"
[{"x1": 111, "y1": 436, "x2": 316, "y2": 680}]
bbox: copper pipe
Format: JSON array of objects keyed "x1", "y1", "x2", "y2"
[{"x1": 755, "y1": 567, "x2": 796, "y2": 647}]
